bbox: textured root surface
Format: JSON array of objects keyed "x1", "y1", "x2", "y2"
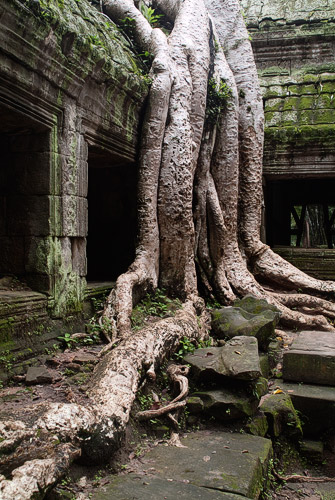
[
  {"x1": 253, "y1": 246, "x2": 335, "y2": 297},
  {"x1": 0, "y1": 301, "x2": 208, "y2": 499}
]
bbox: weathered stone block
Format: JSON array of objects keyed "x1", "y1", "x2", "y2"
[
  {"x1": 277, "y1": 381, "x2": 335, "y2": 436},
  {"x1": 61, "y1": 154, "x2": 88, "y2": 197},
  {"x1": 184, "y1": 336, "x2": 261, "y2": 381},
  {"x1": 60, "y1": 195, "x2": 88, "y2": 237},
  {"x1": 71, "y1": 237, "x2": 87, "y2": 276},
  {"x1": 191, "y1": 388, "x2": 259, "y2": 421},
  {"x1": 211, "y1": 298, "x2": 278, "y2": 350},
  {"x1": 233, "y1": 295, "x2": 281, "y2": 322},
  {"x1": 246, "y1": 412, "x2": 269, "y2": 437},
  {"x1": 98, "y1": 475, "x2": 251, "y2": 500},
  {"x1": 187, "y1": 396, "x2": 204, "y2": 414},
  {"x1": 259, "y1": 393, "x2": 302, "y2": 439},
  {"x1": 25, "y1": 237, "x2": 51, "y2": 274},
  {"x1": 283, "y1": 330, "x2": 335, "y2": 386},
  {"x1": 259, "y1": 353, "x2": 270, "y2": 378},
  {"x1": 25, "y1": 366, "x2": 60, "y2": 384}
]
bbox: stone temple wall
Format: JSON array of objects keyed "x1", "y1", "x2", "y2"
[
  {"x1": 0, "y1": 0, "x2": 148, "y2": 374},
  {"x1": 242, "y1": 0, "x2": 335, "y2": 279}
]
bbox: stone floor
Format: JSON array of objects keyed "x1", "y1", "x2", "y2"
[{"x1": 92, "y1": 430, "x2": 273, "y2": 500}]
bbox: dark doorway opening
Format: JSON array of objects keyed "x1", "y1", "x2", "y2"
[
  {"x1": 86, "y1": 148, "x2": 137, "y2": 282},
  {"x1": 265, "y1": 178, "x2": 335, "y2": 248},
  {"x1": 0, "y1": 103, "x2": 51, "y2": 292}
]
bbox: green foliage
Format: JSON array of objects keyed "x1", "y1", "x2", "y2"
[
  {"x1": 86, "y1": 315, "x2": 112, "y2": 338},
  {"x1": 131, "y1": 289, "x2": 182, "y2": 330},
  {"x1": 137, "y1": 392, "x2": 154, "y2": 411},
  {"x1": 0, "y1": 351, "x2": 15, "y2": 373},
  {"x1": 57, "y1": 333, "x2": 78, "y2": 349},
  {"x1": 174, "y1": 336, "x2": 212, "y2": 360},
  {"x1": 206, "y1": 78, "x2": 232, "y2": 124},
  {"x1": 117, "y1": 15, "x2": 153, "y2": 78},
  {"x1": 88, "y1": 34, "x2": 105, "y2": 48},
  {"x1": 57, "y1": 329, "x2": 101, "y2": 350},
  {"x1": 174, "y1": 337, "x2": 196, "y2": 360},
  {"x1": 176, "y1": 335, "x2": 213, "y2": 361},
  {"x1": 206, "y1": 298, "x2": 222, "y2": 309},
  {"x1": 119, "y1": 16, "x2": 137, "y2": 40},
  {"x1": 140, "y1": 4, "x2": 163, "y2": 27}
]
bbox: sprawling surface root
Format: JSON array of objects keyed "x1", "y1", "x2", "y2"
[
  {"x1": 136, "y1": 364, "x2": 189, "y2": 421},
  {"x1": 0, "y1": 445, "x2": 80, "y2": 500},
  {"x1": 0, "y1": 301, "x2": 208, "y2": 499}
]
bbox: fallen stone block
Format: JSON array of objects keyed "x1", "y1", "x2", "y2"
[
  {"x1": 283, "y1": 331, "x2": 335, "y2": 386},
  {"x1": 190, "y1": 388, "x2": 258, "y2": 421},
  {"x1": 94, "y1": 475, "x2": 250, "y2": 500},
  {"x1": 246, "y1": 412, "x2": 269, "y2": 437},
  {"x1": 211, "y1": 300, "x2": 278, "y2": 350},
  {"x1": 234, "y1": 295, "x2": 281, "y2": 323},
  {"x1": 25, "y1": 366, "x2": 60, "y2": 385},
  {"x1": 184, "y1": 336, "x2": 261, "y2": 382},
  {"x1": 259, "y1": 392, "x2": 302, "y2": 439}
]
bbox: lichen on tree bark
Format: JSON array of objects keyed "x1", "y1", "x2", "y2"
[{"x1": 2, "y1": 0, "x2": 335, "y2": 498}]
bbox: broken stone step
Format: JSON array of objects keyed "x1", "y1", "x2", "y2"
[
  {"x1": 93, "y1": 431, "x2": 272, "y2": 500},
  {"x1": 282, "y1": 331, "x2": 335, "y2": 385},
  {"x1": 188, "y1": 388, "x2": 259, "y2": 421},
  {"x1": 277, "y1": 381, "x2": 335, "y2": 436},
  {"x1": 25, "y1": 366, "x2": 61, "y2": 385},
  {"x1": 184, "y1": 336, "x2": 261, "y2": 382}
]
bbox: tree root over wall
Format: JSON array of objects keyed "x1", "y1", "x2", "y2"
[{"x1": 1, "y1": 0, "x2": 335, "y2": 497}]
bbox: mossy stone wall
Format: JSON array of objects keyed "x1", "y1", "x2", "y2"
[{"x1": 242, "y1": 0, "x2": 335, "y2": 178}]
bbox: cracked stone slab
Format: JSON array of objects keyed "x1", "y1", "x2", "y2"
[
  {"x1": 184, "y1": 336, "x2": 261, "y2": 381},
  {"x1": 93, "y1": 475, "x2": 251, "y2": 500},
  {"x1": 93, "y1": 431, "x2": 272, "y2": 499},
  {"x1": 282, "y1": 331, "x2": 335, "y2": 385}
]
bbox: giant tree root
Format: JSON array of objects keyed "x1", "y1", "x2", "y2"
[
  {"x1": 136, "y1": 364, "x2": 190, "y2": 446},
  {"x1": 0, "y1": 301, "x2": 208, "y2": 500}
]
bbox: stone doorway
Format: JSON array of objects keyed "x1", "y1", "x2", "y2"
[
  {"x1": 86, "y1": 147, "x2": 137, "y2": 282},
  {"x1": 265, "y1": 178, "x2": 335, "y2": 249},
  {"x1": 0, "y1": 103, "x2": 52, "y2": 293}
]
